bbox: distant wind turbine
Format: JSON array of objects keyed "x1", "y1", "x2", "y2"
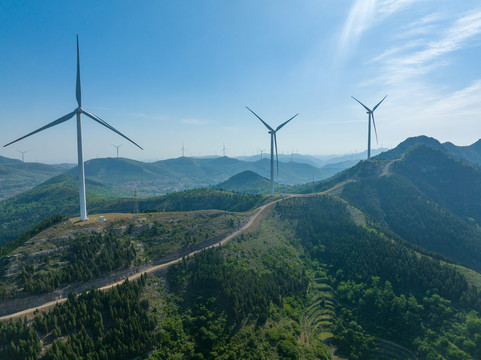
[
  {"x1": 258, "y1": 148, "x2": 265, "y2": 160},
  {"x1": 246, "y1": 106, "x2": 298, "y2": 196},
  {"x1": 351, "y1": 95, "x2": 387, "y2": 160},
  {"x1": 113, "y1": 144, "x2": 122, "y2": 158},
  {"x1": 222, "y1": 144, "x2": 227, "y2": 157},
  {"x1": 4, "y1": 35, "x2": 143, "y2": 221},
  {"x1": 17, "y1": 150, "x2": 28, "y2": 162},
  {"x1": 181, "y1": 144, "x2": 185, "y2": 157}
]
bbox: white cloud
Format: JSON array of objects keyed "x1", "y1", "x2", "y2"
[
  {"x1": 421, "y1": 80, "x2": 481, "y2": 119},
  {"x1": 181, "y1": 118, "x2": 209, "y2": 125},
  {"x1": 378, "y1": 0, "x2": 419, "y2": 17},
  {"x1": 338, "y1": 0, "x2": 420, "y2": 58},
  {"x1": 338, "y1": 0, "x2": 377, "y2": 56},
  {"x1": 131, "y1": 113, "x2": 170, "y2": 122},
  {"x1": 375, "y1": 10, "x2": 481, "y2": 84}
]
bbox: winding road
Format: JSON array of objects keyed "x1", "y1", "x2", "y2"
[{"x1": 0, "y1": 178, "x2": 356, "y2": 321}]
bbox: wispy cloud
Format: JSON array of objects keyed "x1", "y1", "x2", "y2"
[
  {"x1": 377, "y1": 0, "x2": 419, "y2": 17},
  {"x1": 338, "y1": 0, "x2": 376, "y2": 56},
  {"x1": 338, "y1": 0, "x2": 419, "y2": 58},
  {"x1": 376, "y1": 10, "x2": 481, "y2": 84},
  {"x1": 181, "y1": 118, "x2": 209, "y2": 125},
  {"x1": 421, "y1": 80, "x2": 481, "y2": 119},
  {"x1": 131, "y1": 113, "x2": 170, "y2": 122}
]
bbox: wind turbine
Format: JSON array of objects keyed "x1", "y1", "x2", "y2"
[
  {"x1": 246, "y1": 106, "x2": 298, "y2": 196},
  {"x1": 4, "y1": 35, "x2": 143, "y2": 221},
  {"x1": 17, "y1": 150, "x2": 28, "y2": 162},
  {"x1": 351, "y1": 95, "x2": 387, "y2": 160},
  {"x1": 113, "y1": 144, "x2": 122, "y2": 158},
  {"x1": 258, "y1": 148, "x2": 265, "y2": 160},
  {"x1": 222, "y1": 144, "x2": 227, "y2": 157},
  {"x1": 181, "y1": 144, "x2": 185, "y2": 157}
]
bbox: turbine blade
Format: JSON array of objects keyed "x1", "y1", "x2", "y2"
[
  {"x1": 274, "y1": 132, "x2": 279, "y2": 175},
  {"x1": 245, "y1": 106, "x2": 274, "y2": 131},
  {"x1": 372, "y1": 113, "x2": 379, "y2": 144},
  {"x1": 276, "y1": 113, "x2": 298, "y2": 131},
  {"x1": 372, "y1": 94, "x2": 387, "y2": 112},
  {"x1": 76, "y1": 35, "x2": 81, "y2": 108},
  {"x1": 351, "y1": 96, "x2": 371, "y2": 112},
  {"x1": 82, "y1": 110, "x2": 143, "y2": 150},
  {"x1": 4, "y1": 109, "x2": 77, "y2": 147}
]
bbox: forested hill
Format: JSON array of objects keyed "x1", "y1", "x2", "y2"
[
  {"x1": 3, "y1": 194, "x2": 481, "y2": 359},
  {"x1": 376, "y1": 135, "x2": 481, "y2": 167},
  {"x1": 0, "y1": 173, "x2": 267, "y2": 247},
  {"x1": 0, "y1": 156, "x2": 66, "y2": 200},
  {"x1": 340, "y1": 143, "x2": 481, "y2": 272},
  {"x1": 0, "y1": 174, "x2": 122, "y2": 246},
  {"x1": 212, "y1": 170, "x2": 294, "y2": 194},
  {"x1": 66, "y1": 156, "x2": 333, "y2": 197}
]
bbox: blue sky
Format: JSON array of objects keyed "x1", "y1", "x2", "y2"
[{"x1": 1, "y1": 0, "x2": 481, "y2": 163}]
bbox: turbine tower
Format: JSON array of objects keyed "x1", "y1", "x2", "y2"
[
  {"x1": 113, "y1": 144, "x2": 122, "y2": 158},
  {"x1": 351, "y1": 95, "x2": 387, "y2": 160},
  {"x1": 246, "y1": 106, "x2": 298, "y2": 196},
  {"x1": 17, "y1": 150, "x2": 28, "y2": 162},
  {"x1": 4, "y1": 35, "x2": 143, "y2": 221}
]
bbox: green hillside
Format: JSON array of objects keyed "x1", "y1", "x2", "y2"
[
  {"x1": 2, "y1": 195, "x2": 481, "y2": 360},
  {"x1": 213, "y1": 170, "x2": 293, "y2": 194},
  {"x1": 0, "y1": 174, "x2": 266, "y2": 247},
  {"x1": 0, "y1": 156, "x2": 66, "y2": 200},
  {"x1": 376, "y1": 135, "x2": 481, "y2": 168},
  {"x1": 0, "y1": 174, "x2": 124, "y2": 246},
  {"x1": 340, "y1": 145, "x2": 481, "y2": 272},
  {"x1": 68, "y1": 156, "x2": 331, "y2": 196}
]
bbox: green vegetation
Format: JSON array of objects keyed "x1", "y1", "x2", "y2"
[
  {"x1": 213, "y1": 170, "x2": 295, "y2": 194},
  {"x1": 341, "y1": 154, "x2": 481, "y2": 272},
  {"x1": 0, "y1": 174, "x2": 123, "y2": 247},
  {"x1": 21, "y1": 232, "x2": 136, "y2": 294},
  {"x1": 0, "y1": 156, "x2": 67, "y2": 200},
  {"x1": 393, "y1": 145, "x2": 481, "y2": 225},
  {"x1": 276, "y1": 196, "x2": 481, "y2": 359},
  {"x1": 0, "y1": 177, "x2": 264, "y2": 249},
  {"x1": 1, "y1": 209, "x2": 247, "y2": 301},
  {"x1": 4, "y1": 140, "x2": 481, "y2": 359},
  {"x1": 0, "y1": 215, "x2": 66, "y2": 257},
  {"x1": 75, "y1": 156, "x2": 329, "y2": 197},
  {"x1": 1, "y1": 277, "x2": 153, "y2": 360},
  {"x1": 4, "y1": 195, "x2": 481, "y2": 359},
  {"x1": 103, "y1": 188, "x2": 268, "y2": 213}
]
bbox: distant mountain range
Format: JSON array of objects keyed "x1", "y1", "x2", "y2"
[
  {"x1": 0, "y1": 149, "x2": 389, "y2": 200},
  {"x1": 236, "y1": 148, "x2": 388, "y2": 167},
  {"x1": 0, "y1": 153, "x2": 359, "y2": 200},
  {"x1": 64, "y1": 156, "x2": 348, "y2": 197},
  {"x1": 0, "y1": 156, "x2": 67, "y2": 200}
]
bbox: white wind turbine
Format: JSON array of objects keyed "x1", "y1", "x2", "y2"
[
  {"x1": 351, "y1": 95, "x2": 387, "y2": 160},
  {"x1": 113, "y1": 144, "x2": 122, "y2": 158},
  {"x1": 4, "y1": 35, "x2": 143, "y2": 221},
  {"x1": 17, "y1": 150, "x2": 29, "y2": 162},
  {"x1": 246, "y1": 106, "x2": 298, "y2": 196}
]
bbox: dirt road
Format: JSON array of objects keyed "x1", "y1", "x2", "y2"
[{"x1": 0, "y1": 183, "x2": 348, "y2": 321}]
